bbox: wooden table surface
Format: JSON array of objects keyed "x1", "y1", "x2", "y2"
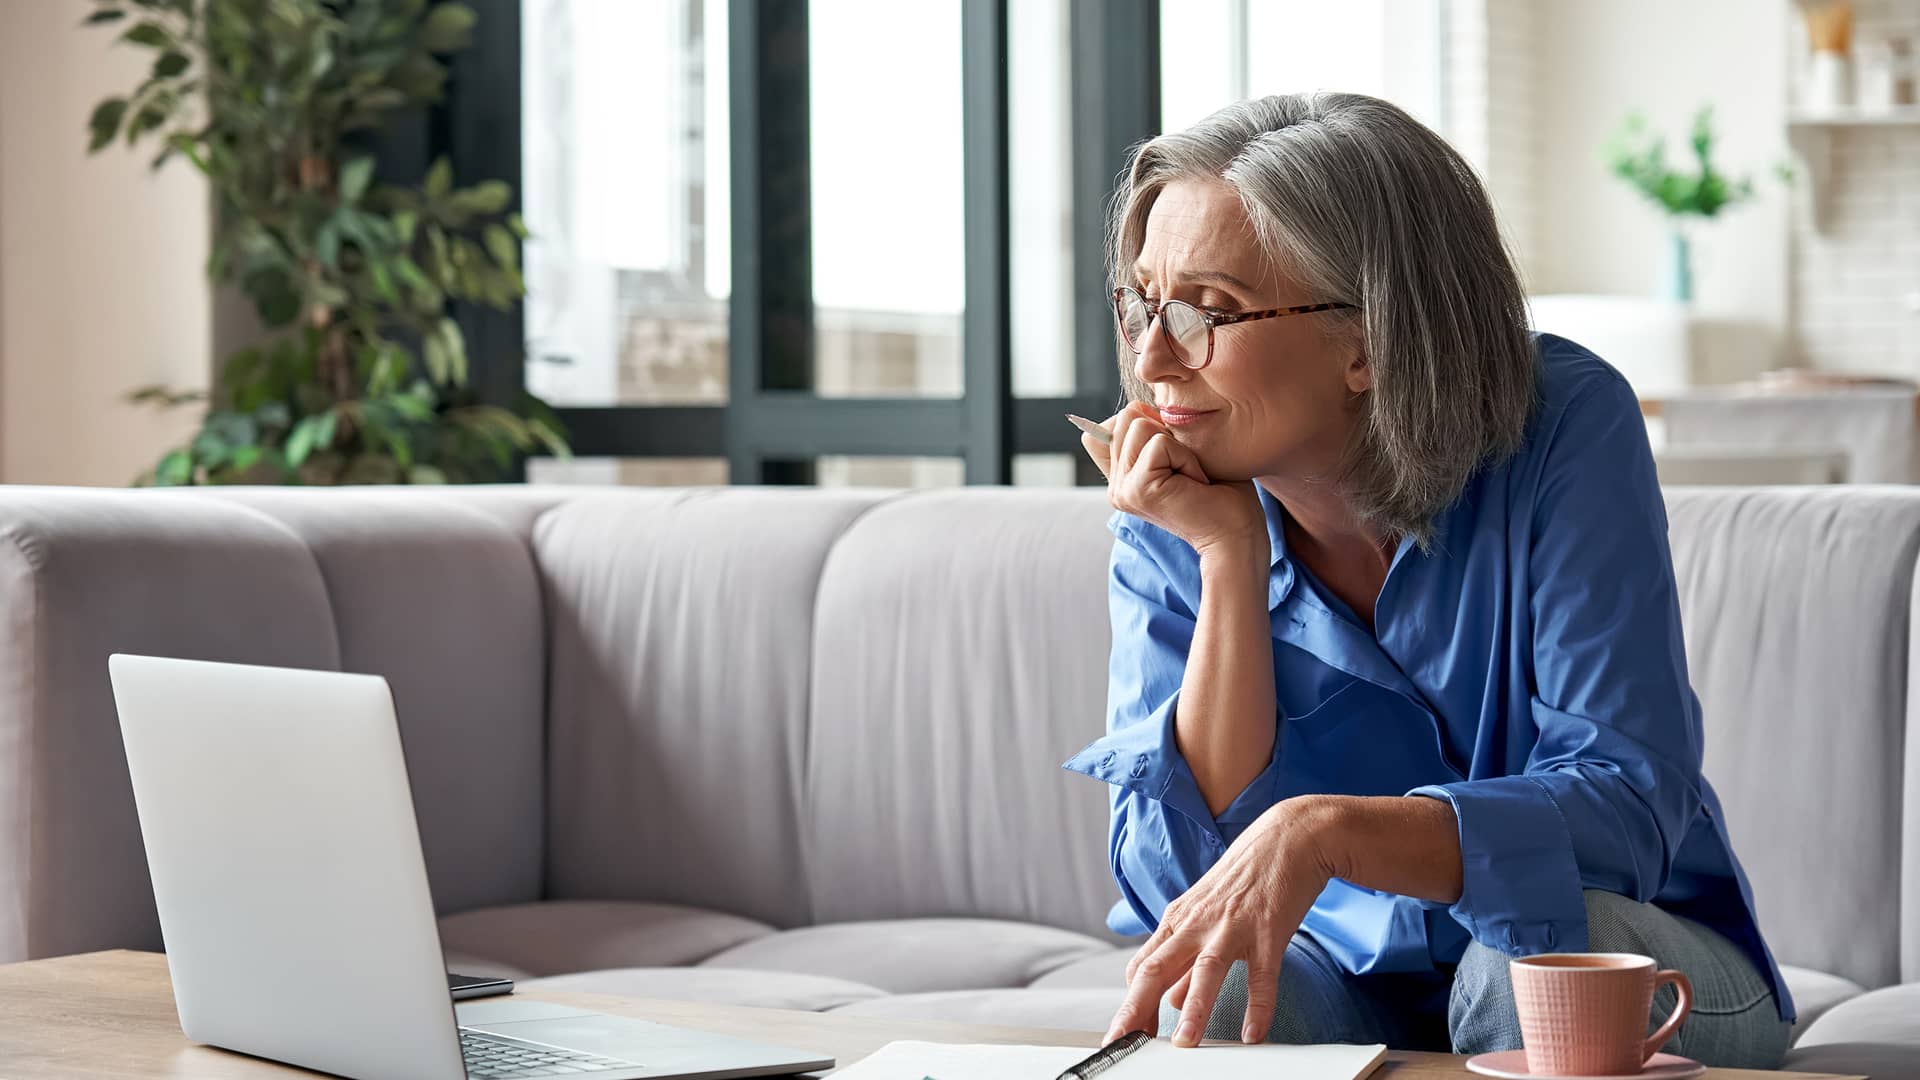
[{"x1": 0, "y1": 950, "x2": 1863, "y2": 1080}]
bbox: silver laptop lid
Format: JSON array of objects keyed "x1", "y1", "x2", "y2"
[{"x1": 109, "y1": 654, "x2": 466, "y2": 1080}]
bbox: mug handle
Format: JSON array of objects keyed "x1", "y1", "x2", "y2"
[{"x1": 1641, "y1": 969, "x2": 1694, "y2": 1064}]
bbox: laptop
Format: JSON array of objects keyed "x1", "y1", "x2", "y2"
[{"x1": 107, "y1": 653, "x2": 834, "y2": 1080}]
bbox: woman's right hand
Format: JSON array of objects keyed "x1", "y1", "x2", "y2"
[{"x1": 1081, "y1": 402, "x2": 1266, "y2": 560}]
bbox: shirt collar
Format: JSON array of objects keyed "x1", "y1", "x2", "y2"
[{"x1": 1255, "y1": 482, "x2": 1296, "y2": 611}]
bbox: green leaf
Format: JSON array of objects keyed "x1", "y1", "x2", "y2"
[
  {"x1": 120, "y1": 20, "x2": 172, "y2": 48},
  {"x1": 88, "y1": 97, "x2": 129, "y2": 152},
  {"x1": 419, "y1": 3, "x2": 477, "y2": 52},
  {"x1": 315, "y1": 220, "x2": 342, "y2": 269},
  {"x1": 156, "y1": 449, "x2": 193, "y2": 486},
  {"x1": 285, "y1": 415, "x2": 322, "y2": 467},
  {"x1": 392, "y1": 209, "x2": 419, "y2": 245},
  {"x1": 85, "y1": 8, "x2": 127, "y2": 25},
  {"x1": 231, "y1": 446, "x2": 265, "y2": 473},
  {"x1": 408, "y1": 464, "x2": 448, "y2": 485},
  {"x1": 438, "y1": 317, "x2": 467, "y2": 384},
  {"x1": 482, "y1": 224, "x2": 517, "y2": 268},
  {"x1": 423, "y1": 332, "x2": 450, "y2": 384},
  {"x1": 314, "y1": 409, "x2": 338, "y2": 449},
  {"x1": 424, "y1": 156, "x2": 452, "y2": 200},
  {"x1": 369, "y1": 260, "x2": 397, "y2": 302},
  {"x1": 455, "y1": 179, "x2": 511, "y2": 215},
  {"x1": 152, "y1": 50, "x2": 189, "y2": 78},
  {"x1": 339, "y1": 156, "x2": 376, "y2": 204}
]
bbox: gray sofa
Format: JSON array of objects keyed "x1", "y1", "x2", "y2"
[{"x1": 0, "y1": 483, "x2": 1916, "y2": 1075}]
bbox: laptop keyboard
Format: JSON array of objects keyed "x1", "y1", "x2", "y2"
[{"x1": 460, "y1": 1028, "x2": 638, "y2": 1077}]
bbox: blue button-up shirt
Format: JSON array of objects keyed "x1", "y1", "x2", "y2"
[{"x1": 1062, "y1": 333, "x2": 1792, "y2": 1021}]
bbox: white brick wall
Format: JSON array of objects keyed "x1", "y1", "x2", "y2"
[
  {"x1": 1788, "y1": 0, "x2": 1920, "y2": 374},
  {"x1": 1445, "y1": 0, "x2": 1538, "y2": 286}
]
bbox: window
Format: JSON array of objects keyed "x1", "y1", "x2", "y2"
[
  {"x1": 443, "y1": 0, "x2": 1162, "y2": 488},
  {"x1": 1160, "y1": 0, "x2": 1447, "y2": 137},
  {"x1": 522, "y1": 0, "x2": 730, "y2": 407}
]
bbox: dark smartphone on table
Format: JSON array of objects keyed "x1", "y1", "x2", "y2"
[{"x1": 449, "y1": 972, "x2": 515, "y2": 1000}]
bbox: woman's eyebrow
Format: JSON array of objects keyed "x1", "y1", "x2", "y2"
[{"x1": 1130, "y1": 264, "x2": 1256, "y2": 292}]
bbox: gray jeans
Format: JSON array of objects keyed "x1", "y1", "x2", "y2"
[{"x1": 1157, "y1": 890, "x2": 1792, "y2": 1069}]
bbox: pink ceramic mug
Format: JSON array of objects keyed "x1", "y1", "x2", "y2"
[{"x1": 1510, "y1": 953, "x2": 1693, "y2": 1075}]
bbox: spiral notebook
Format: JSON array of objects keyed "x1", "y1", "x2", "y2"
[{"x1": 828, "y1": 1038, "x2": 1388, "y2": 1080}]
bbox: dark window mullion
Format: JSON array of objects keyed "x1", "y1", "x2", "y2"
[
  {"x1": 961, "y1": 0, "x2": 1013, "y2": 484},
  {"x1": 730, "y1": 0, "x2": 815, "y2": 483},
  {"x1": 1069, "y1": 0, "x2": 1158, "y2": 418}
]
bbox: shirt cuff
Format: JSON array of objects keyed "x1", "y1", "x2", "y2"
[
  {"x1": 1407, "y1": 776, "x2": 1591, "y2": 956},
  {"x1": 1062, "y1": 691, "x2": 1281, "y2": 842}
]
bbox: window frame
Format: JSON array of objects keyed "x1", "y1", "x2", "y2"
[{"x1": 434, "y1": 0, "x2": 1160, "y2": 485}]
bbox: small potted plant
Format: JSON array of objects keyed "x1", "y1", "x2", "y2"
[
  {"x1": 86, "y1": 0, "x2": 568, "y2": 485},
  {"x1": 1604, "y1": 106, "x2": 1787, "y2": 304}
]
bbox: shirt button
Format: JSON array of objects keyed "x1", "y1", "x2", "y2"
[
  {"x1": 1545, "y1": 924, "x2": 1557, "y2": 948},
  {"x1": 1130, "y1": 754, "x2": 1150, "y2": 778},
  {"x1": 1098, "y1": 751, "x2": 1116, "y2": 770},
  {"x1": 1506, "y1": 926, "x2": 1519, "y2": 949}
]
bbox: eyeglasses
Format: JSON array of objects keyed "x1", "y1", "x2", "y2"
[{"x1": 1111, "y1": 286, "x2": 1358, "y2": 370}]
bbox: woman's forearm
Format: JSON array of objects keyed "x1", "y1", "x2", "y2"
[
  {"x1": 1312, "y1": 794, "x2": 1464, "y2": 904},
  {"x1": 1178, "y1": 538, "x2": 1280, "y2": 817}
]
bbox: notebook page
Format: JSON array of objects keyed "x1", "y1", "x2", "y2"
[{"x1": 830, "y1": 1038, "x2": 1388, "y2": 1080}]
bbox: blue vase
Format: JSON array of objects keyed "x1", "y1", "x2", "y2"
[{"x1": 1661, "y1": 228, "x2": 1693, "y2": 303}]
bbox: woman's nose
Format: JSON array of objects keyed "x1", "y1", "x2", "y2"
[{"x1": 1133, "y1": 315, "x2": 1192, "y2": 387}]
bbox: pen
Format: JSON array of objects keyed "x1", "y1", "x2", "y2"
[
  {"x1": 1065, "y1": 413, "x2": 1111, "y2": 445},
  {"x1": 1055, "y1": 1029, "x2": 1151, "y2": 1079}
]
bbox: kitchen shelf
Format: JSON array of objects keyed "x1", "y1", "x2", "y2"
[
  {"x1": 1785, "y1": 105, "x2": 1920, "y2": 231},
  {"x1": 1788, "y1": 105, "x2": 1920, "y2": 126}
]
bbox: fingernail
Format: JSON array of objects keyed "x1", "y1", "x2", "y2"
[
  {"x1": 1243, "y1": 1023, "x2": 1261, "y2": 1043},
  {"x1": 1175, "y1": 1020, "x2": 1198, "y2": 1045}
]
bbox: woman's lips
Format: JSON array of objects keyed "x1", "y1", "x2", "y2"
[{"x1": 1158, "y1": 408, "x2": 1217, "y2": 426}]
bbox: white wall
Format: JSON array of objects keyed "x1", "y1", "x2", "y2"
[
  {"x1": 0, "y1": 3, "x2": 211, "y2": 486},
  {"x1": 1527, "y1": 0, "x2": 1793, "y2": 379}
]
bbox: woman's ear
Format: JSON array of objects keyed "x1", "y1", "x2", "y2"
[{"x1": 1344, "y1": 350, "x2": 1373, "y2": 394}]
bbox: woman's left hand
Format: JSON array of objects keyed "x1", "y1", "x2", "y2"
[{"x1": 1103, "y1": 795, "x2": 1344, "y2": 1047}]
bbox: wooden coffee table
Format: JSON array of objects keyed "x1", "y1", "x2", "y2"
[{"x1": 0, "y1": 951, "x2": 1863, "y2": 1079}]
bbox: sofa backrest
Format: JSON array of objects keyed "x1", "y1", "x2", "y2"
[{"x1": 1666, "y1": 486, "x2": 1920, "y2": 989}]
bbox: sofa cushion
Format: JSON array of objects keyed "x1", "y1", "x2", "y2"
[
  {"x1": 534, "y1": 488, "x2": 893, "y2": 928},
  {"x1": 1028, "y1": 947, "x2": 1133, "y2": 989},
  {"x1": 196, "y1": 489, "x2": 549, "y2": 917},
  {"x1": 830, "y1": 988, "x2": 1121, "y2": 1033},
  {"x1": 1666, "y1": 487, "x2": 1920, "y2": 989},
  {"x1": 0, "y1": 489, "x2": 344, "y2": 961},
  {"x1": 1793, "y1": 983, "x2": 1920, "y2": 1047},
  {"x1": 438, "y1": 901, "x2": 774, "y2": 977},
  {"x1": 697, "y1": 918, "x2": 1114, "y2": 994},
  {"x1": 1779, "y1": 965, "x2": 1867, "y2": 1045},
  {"x1": 519, "y1": 967, "x2": 885, "y2": 1012},
  {"x1": 803, "y1": 489, "x2": 1122, "y2": 937},
  {"x1": 1782, "y1": 1042, "x2": 1920, "y2": 1079}
]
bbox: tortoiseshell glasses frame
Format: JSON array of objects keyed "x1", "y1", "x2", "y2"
[{"x1": 1111, "y1": 285, "x2": 1359, "y2": 370}]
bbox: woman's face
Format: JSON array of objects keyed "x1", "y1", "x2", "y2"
[{"x1": 1130, "y1": 177, "x2": 1369, "y2": 483}]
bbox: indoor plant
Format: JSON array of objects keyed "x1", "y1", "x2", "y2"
[
  {"x1": 1605, "y1": 106, "x2": 1784, "y2": 304},
  {"x1": 86, "y1": 0, "x2": 568, "y2": 485}
]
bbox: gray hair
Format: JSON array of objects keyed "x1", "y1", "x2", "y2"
[{"x1": 1111, "y1": 92, "x2": 1536, "y2": 546}]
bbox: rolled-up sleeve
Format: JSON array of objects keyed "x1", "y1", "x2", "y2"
[
  {"x1": 1409, "y1": 372, "x2": 1704, "y2": 956},
  {"x1": 1062, "y1": 515, "x2": 1283, "y2": 935}
]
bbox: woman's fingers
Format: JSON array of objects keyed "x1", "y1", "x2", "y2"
[
  {"x1": 1080, "y1": 430, "x2": 1112, "y2": 480},
  {"x1": 1167, "y1": 969, "x2": 1193, "y2": 1012},
  {"x1": 1107, "y1": 928, "x2": 1198, "y2": 1043},
  {"x1": 1171, "y1": 941, "x2": 1233, "y2": 1047},
  {"x1": 1239, "y1": 948, "x2": 1281, "y2": 1044}
]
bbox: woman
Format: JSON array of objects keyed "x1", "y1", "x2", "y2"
[{"x1": 1064, "y1": 92, "x2": 1793, "y2": 1067}]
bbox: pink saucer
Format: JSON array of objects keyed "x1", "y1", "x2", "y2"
[{"x1": 1465, "y1": 1050, "x2": 1706, "y2": 1080}]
